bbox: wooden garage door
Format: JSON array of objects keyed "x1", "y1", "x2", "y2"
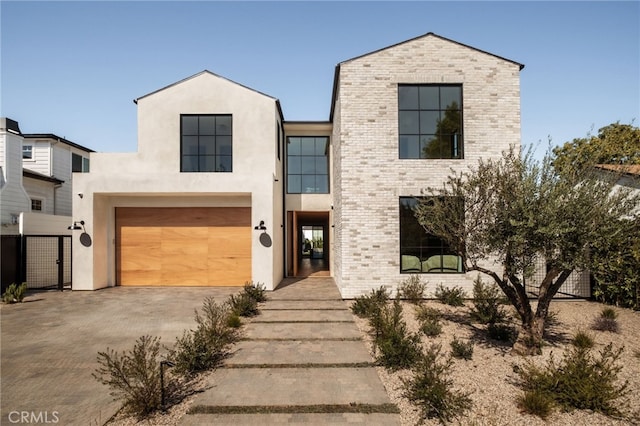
[{"x1": 116, "y1": 207, "x2": 251, "y2": 286}]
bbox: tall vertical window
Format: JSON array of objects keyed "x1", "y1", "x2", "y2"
[
  {"x1": 287, "y1": 136, "x2": 329, "y2": 194},
  {"x1": 181, "y1": 114, "x2": 232, "y2": 172},
  {"x1": 398, "y1": 84, "x2": 463, "y2": 159},
  {"x1": 399, "y1": 197, "x2": 463, "y2": 273},
  {"x1": 22, "y1": 145, "x2": 33, "y2": 159},
  {"x1": 72, "y1": 153, "x2": 90, "y2": 172}
]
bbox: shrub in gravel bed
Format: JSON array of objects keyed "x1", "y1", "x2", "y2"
[
  {"x1": 591, "y1": 307, "x2": 620, "y2": 333},
  {"x1": 415, "y1": 306, "x2": 443, "y2": 337},
  {"x1": 571, "y1": 330, "x2": 595, "y2": 349},
  {"x1": 170, "y1": 297, "x2": 239, "y2": 375},
  {"x1": 516, "y1": 343, "x2": 629, "y2": 417},
  {"x1": 402, "y1": 343, "x2": 472, "y2": 423},
  {"x1": 351, "y1": 286, "x2": 389, "y2": 319},
  {"x1": 371, "y1": 298, "x2": 421, "y2": 371},
  {"x1": 398, "y1": 275, "x2": 427, "y2": 304},
  {"x1": 450, "y1": 336, "x2": 474, "y2": 360},
  {"x1": 434, "y1": 284, "x2": 466, "y2": 307},
  {"x1": 470, "y1": 276, "x2": 507, "y2": 324},
  {"x1": 94, "y1": 335, "x2": 182, "y2": 419},
  {"x1": 517, "y1": 389, "x2": 554, "y2": 419}
]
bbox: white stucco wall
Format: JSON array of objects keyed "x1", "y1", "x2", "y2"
[
  {"x1": 332, "y1": 34, "x2": 523, "y2": 298},
  {"x1": 72, "y1": 71, "x2": 283, "y2": 290}
]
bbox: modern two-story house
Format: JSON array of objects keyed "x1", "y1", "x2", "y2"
[{"x1": 72, "y1": 32, "x2": 524, "y2": 298}]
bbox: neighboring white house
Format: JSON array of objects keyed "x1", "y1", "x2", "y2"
[{"x1": 72, "y1": 32, "x2": 525, "y2": 297}]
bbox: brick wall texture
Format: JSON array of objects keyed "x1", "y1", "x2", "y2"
[{"x1": 332, "y1": 34, "x2": 522, "y2": 298}]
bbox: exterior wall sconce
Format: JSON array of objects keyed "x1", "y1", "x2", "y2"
[
  {"x1": 254, "y1": 220, "x2": 267, "y2": 231},
  {"x1": 68, "y1": 220, "x2": 85, "y2": 231}
]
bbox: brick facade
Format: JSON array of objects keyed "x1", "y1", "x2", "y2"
[{"x1": 332, "y1": 33, "x2": 523, "y2": 298}]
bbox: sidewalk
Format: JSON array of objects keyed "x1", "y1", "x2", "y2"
[{"x1": 180, "y1": 277, "x2": 400, "y2": 425}]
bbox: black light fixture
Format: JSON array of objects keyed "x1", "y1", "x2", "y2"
[
  {"x1": 254, "y1": 220, "x2": 267, "y2": 231},
  {"x1": 68, "y1": 220, "x2": 85, "y2": 231}
]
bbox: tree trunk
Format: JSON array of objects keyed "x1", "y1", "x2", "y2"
[{"x1": 512, "y1": 314, "x2": 545, "y2": 356}]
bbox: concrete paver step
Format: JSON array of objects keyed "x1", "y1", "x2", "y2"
[
  {"x1": 256, "y1": 309, "x2": 354, "y2": 322},
  {"x1": 244, "y1": 322, "x2": 362, "y2": 340},
  {"x1": 226, "y1": 340, "x2": 373, "y2": 366},
  {"x1": 188, "y1": 367, "x2": 391, "y2": 407},
  {"x1": 263, "y1": 300, "x2": 349, "y2": 310},
  {"x1": 181, "y1": 412, "x2": 401, "y2": 425}
]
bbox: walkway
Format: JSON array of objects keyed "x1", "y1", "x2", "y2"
[{"x1": 180, "y1": 277, "x2": 400, "y2": 425}]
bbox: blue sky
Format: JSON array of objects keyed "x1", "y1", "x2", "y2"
[{"x1": 1, "y1": 1, "x2": 638, "y2": 157}]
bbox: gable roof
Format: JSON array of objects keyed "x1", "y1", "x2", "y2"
[
  {"x1": 595, "y1": 164, "x2": 640, "y2": 177},
  {"x1": 133, "y1": 70, "x2": 284, "y2": 120},
  {"x1": 329, "y1": 32, "x2": 525, "y2": 121}
]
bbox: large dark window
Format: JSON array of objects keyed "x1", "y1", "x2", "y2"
[
  {"x1": 287, "y1": 136, "x2": 329, "y2": 194},
  {"x1": 399, "y1": 197, "x2": 463, "y2": 273},
  {"x1": 72, "y1": 153, "x2": 90, "y2": 172},
  {"x1": 398, "y1": 84, "x2": 463, "y2": 159},
  {"x1": 181, "y1": 114, "x2": 232, "y2": 172}
]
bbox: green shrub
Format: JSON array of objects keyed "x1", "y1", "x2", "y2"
[
  {"x1": 398, "y1": 275, "x2": 426, "y2": 304},
  {"x1": 2, "y1": 282, "x2": 27, "y2": 304},
  {"x1": 434, "y1": 284, "x2": 466, "y2": 307},
  {"x1": 402, "y1": 344, "x2": 472, "y2": 423},
  {"x1": 243, "y1": 281, "x2": 267, "y2": 303},
  {"x1": 415, "y1": 306, "x2": 443, "y2": 337},
  {"x1": 93, "y1": 335, "x2": 178, "y2": 418},
  {"x1": 470, "y1": 276, "x2": 507, "y2": 324},
  {"x1": 591, "y1": 308, "x2": 619, "y2": 333},
  {"x1": 450, "y1": 336, "x2": 473, "y2": 360},
  {"x1": 170, "y1": 297, "x2": 239, "y2": 375},
  {"x1": 226, "y1": 313, "x2": 242, "y2": 328},
  {"x1": 371, "y1": 298, "x2": 421, "y2": 371},
  {"x1": 229, "y1": 292, "x2": 259, "y2": 317},
  {"x1": 351, "y1": 286, "x2": 389, "y2": 319},
  {"x1": 487, "y1": 323, "x2": 515, "y2": 342},
  {"x1": 571, "y1": 330, "x2": 595, "y2": 349},
  {"x1": 516, "y1": 343, "x2": 629, "y2": 416},
  {"x1": 517, "y1": 389, "x2": 554, "y2": 419}
]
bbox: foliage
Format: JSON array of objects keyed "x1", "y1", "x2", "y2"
[
  {"x1": 413, "y1": 142, "x2": 640, "y2": 354},
  {"x1": 552, "y1": 122, "x2": 640, "y2": 176},
  {"x1": 170, "y1": 297, "x2": 239, "y2": 375},
  {"x1": 416, "y1": 307, "x2": 443, "y2": 337},
  {"x1": 517, "y1": 389, "x2": 554, "y2": 419},
  {"x1": 434, "y1": 284, "x2": 466, "y2": 307},
  {"x1": 402, "y1": 344, "x2": 472, "y2": 423},
  {"x1": 590, "y1": 217, "x2": 640, "y2": 310},
  {"x1": 226, "y1": 313, "x2": 242, "y2": 328},
  {"x1": 470, "y1": 275, "x2": 507, "y2": 324},
  {"x1": 370, "y1": 298, "x2": 421, "y2": 371},
  {"x1": 571, "y1": 330, "x2": 595, "y2": 349},
  {"x1": 449, "y1": 336, "x2": 473, "y2": 360},
  {"x1": 2, "y1": 282, "x2": 27, "y2": 304},
  {"x1": 229, "y1": 292, "x2": 259, "y2": 317},
  {"x1": 591, "y1": 308, "x2": 620, "y2": 333},
  {"x1": 516, "y1": 343, "x2": 629, "y2": 417},
  {"x1": 93, "y1": 335, "x2": 178, "y2": 418},
  {"x1": 398, "y1": 275, "x2": 427, "y2": 304},
  {"x1": 243, "y1": 281, "x2": 268, "y2": 303},
  {"x1": 351, "y1": 286, "x2": 389, "y2": 319}
]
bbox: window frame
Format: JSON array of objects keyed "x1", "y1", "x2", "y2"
[
  {"x1": 398, "y1": 84, "x2": 464, "y2": 160},
  {"x1": 31, "y1": 198, "x2": 43, "y2": 212},
  {"x1": 180, "y1": 114, "x2": 233, "y2": 173},
  {"x1": 22, "y1": 144, "x2": 33, "y2": 160},
  {"x1": 399, "y1": 196, "x2": 464, "y2": 274},
  {"x1": 286, "y1": 136, "x2": 330, "y2": 194}
]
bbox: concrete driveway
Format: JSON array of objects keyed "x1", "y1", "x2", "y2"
[{"x1": 1, "y1": 287, "x2": 239, "y2": 425}]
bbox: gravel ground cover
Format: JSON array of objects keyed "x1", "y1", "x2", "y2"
[{"x1": 352, "y1": 299, "x2": 640, "y2": 426}]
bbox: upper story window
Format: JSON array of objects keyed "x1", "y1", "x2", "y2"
[
  {"x1": 23, "y1": 144, "x2": 33, "y2": 159},
  {"x1": 31, "y1": 199, "x2": 43, "y2": 212},
  {"x1": 398, "y1": 84, "x2": 463, "y2": 159},
  {"x1": 287, "y1": 136, "x2": 329, "y2": 194},
  {"x1": 72, "y1": 153, "x2": 90, "y2": 172},
  {"x1": 399, "y1": 196, "x2": 464, "y2": 274},
  {"x1": 181, "y1": 114, "x2": 232, "y2": 173}
]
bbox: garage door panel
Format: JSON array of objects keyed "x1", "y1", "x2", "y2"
[{"x1": 117, "y1": 207, "x2": 251, "y2": 287}]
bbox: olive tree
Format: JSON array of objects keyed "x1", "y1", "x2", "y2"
[{"x1": 414, "y1": 146, "x2": 639, "y2": 355}]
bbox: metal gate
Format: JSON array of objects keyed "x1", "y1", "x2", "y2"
[
  {"x1": 524, "y1": 257, "x2": 591, "y2": 299},
  {"x1": 22, "y1": 235, "x2": 72, "y2": 290}
]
